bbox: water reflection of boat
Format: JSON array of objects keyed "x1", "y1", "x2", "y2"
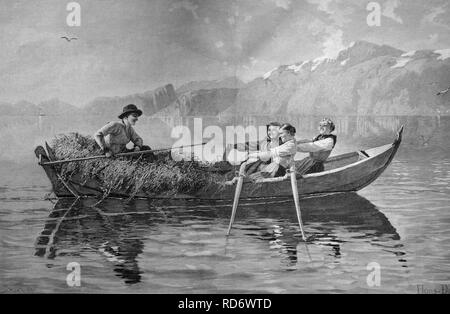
[
  {"x1": 35, "y1": 198, "x2": 147, "y2": 284},
  {"x1": 34, "y1": 193, "x2": 404, "y2": 282},
  {"x1": 242, "y1": 193, "x2": 404, "y2": 268}
]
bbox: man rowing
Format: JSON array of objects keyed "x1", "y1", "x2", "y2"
[
  {"x1": 242, "y1": 123, "x2": 297, "y2": 181},
  {"x1": 94, "y1": 104, "x2": 153, "y2": 159},
  {"x1": 295, "y1": 118, "x2": 337, "y2": 175}
]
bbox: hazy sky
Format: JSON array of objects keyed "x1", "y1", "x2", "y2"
[{"x1": 1, "y1": 0, "x2": 449, "y2": 106}]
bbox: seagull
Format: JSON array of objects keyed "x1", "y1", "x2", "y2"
[
  {"x1": 61, "y1": 36, "x2": 78, "y2": 42},
  {"x1": 437, "y1": 86, "x2": 450, "y2": 96}
]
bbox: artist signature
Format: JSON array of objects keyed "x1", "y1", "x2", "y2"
[
  {"x1": 416, "y1": 284, "x2": 449, "y2": 294},
  {"x1": 0, "y1": 287, "x2": 35, "y2": 294}
]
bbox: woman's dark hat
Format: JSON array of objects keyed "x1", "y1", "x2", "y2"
[{"x1": 118, "y1": 104, "x2": 143, "y2": 119}]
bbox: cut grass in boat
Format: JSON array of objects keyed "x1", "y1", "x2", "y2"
[{"x1": 51, "y1": 133, "x2": 226, "y2": 198}]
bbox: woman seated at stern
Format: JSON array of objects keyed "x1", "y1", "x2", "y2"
[
  {"x1": 295, "y1": 118, "x2": 337, "y2": 175},
  {"x1": 94, "y1": 104, "x2": 153, "y2": 159},
  {"x1": 245, "y1": 123, "x2": 298, "y2": 180}
]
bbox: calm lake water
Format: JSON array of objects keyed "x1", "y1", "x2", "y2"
[{"x1": 0, "y1": 153, "x2": 449, "y2": 293}]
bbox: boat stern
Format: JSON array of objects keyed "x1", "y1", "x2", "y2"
[{"x1": 35, "y1": 146, "x2": 74, "y2": 197}]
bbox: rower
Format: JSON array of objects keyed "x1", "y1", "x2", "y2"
[
  {"x1": 94, "y1": 104, "x2": 154, "y2": 160},
  {"x1": 246, "y1": 123, "x2": 297, "y2": 179},
  {"x1": 240, "y1": 122, "x2": 283, "y2": 175},
  {"x1": 296, "y1": 118, "x2": 337, "y2": 175}
]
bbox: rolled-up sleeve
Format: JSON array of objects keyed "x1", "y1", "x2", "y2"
[
  {"x1": 130, "y1": 128, "x2": 143, "y2": 147},
  {"x1": 297, "y1": 138, "x2": 333, "y2": 153},
  {"x1": 258, "y1": 150, "x2": 272, "y2": 161},
  {"x1": 234, "y1": 140, "x2": 263, "y2": 151},
  {"x1": 270, "y1": 140, "x2": 296, "y2": 159},
  {"x1": 94, "y1": 121, "x2": 120, "y2": 137}
]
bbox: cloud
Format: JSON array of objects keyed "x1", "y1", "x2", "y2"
[
  {"x1": 322, "y1": 28, "x2": 346, "y2": 59},
  {"x1": 307, "y1": 0, "x2": 333, "y2": 12},
  {"x1": 270, "y1": 0, "x2": 292, "y2": 10},
  {"x1": 244, "y1": 15, "x2": 253, "y2": 22},
  {"x1": 169, "y1": 0, "x2": 199, "y2": 19},
  {"x1": 215, "y1": 41, "x2": 224, "y2": 48},
  {"x1": 304, "y1": 1, "x2": 350, "y2": 59},
  {"x1": 421, "y1": 5, "x2": 449, "y2": 29},
  {"x1": 307, "y1": 18, "x2": 327, "y2": 36},
  {"x1": 14, "y1": 27, "x2": 56, "y2": 47},
  {"x1": 383, "y1": 0, "x2": 403, "y2": 24},
  {"x1": 428, "y1": 33, "x2": 439, "y2": 45},
  {"x1": 307, "y1": 0, "x2": 353, "y2": 27}
]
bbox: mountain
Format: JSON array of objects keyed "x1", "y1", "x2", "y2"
[
  {"x1": 0, "y1": 100, "x2": 39, "y2": 115},
  {"x1": 38, "y1": 98, "x2": 80, "y2": 115},
  {"x1": 2, "y1": 41, "x2": 449, "y2": 119},
  {"x1": 0, "y1": 101, "x2": 18, "y2": 115},
  {"x1": 141, "y1": 84, "x2": 177, "y2": 114},
  {"x1": 83, "y1": 84, "x2": 177, "y2": 117},
  {"x1": 176, "y1": 77, "x2": 245, "y2": 94},
  {"x1": 154, "y1": 88, "x2": 239, "y2": 117},
  {"x1": 225, "y1": 41, "x2": 450, "y2": 116},
  {"x1": 0, "y1": 99, "x2": 79, "y2": 116}
]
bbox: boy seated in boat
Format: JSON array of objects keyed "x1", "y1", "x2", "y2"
[
  {"x1": 94, "y1": 104, "x2": 154, "y2": 160},
  {"x1": 295, "y1": 118, "x2": 337, "y2": 175},
  {"x1": 228, "y1": 123, "x2": 297, "y2": 183}
]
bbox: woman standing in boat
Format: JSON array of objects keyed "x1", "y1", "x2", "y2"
[
  {"x1": 247, "y1": 123, "x2": 298, "y2": 179},
  {"x1": 94, "y1": 104, "x2": 152, "y2": 158},
  {"x1": 296, "y1": 118, "x2": 337, "y2": 175}
]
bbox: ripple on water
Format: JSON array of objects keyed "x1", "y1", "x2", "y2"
[{"x1": 1, "y1": 158, "x2": 450, "y2": 293}]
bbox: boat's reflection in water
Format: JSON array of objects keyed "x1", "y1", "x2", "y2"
[
  {"x1": 34, "y1": 193, "x2": 404, "y2": 284},
  {"x1": 238, "y1": 193, "x2": 403, "y2": 269}
]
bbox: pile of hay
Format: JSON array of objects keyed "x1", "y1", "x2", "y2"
[{"x1": 51, "y1": 133, "x2": 226, "y2": 198}]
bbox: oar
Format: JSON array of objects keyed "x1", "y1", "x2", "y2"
[
  {"x1": 226, "y1": 162, "x2": 246, "y2": 236},
  {"x1": 39, "y1": 142, "x2": 207, "y2": 166},
  {"x1": 290, "y1": 165, "x2": 306, "y2": 241}
]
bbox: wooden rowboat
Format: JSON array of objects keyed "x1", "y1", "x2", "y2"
[{"x1": 35, "y1": 126, "x2": 404, "y2": 200}]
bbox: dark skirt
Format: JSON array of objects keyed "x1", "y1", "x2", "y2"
[
  {"x1": 247, "y1": 162, "x2": 286, "y2": 180},
  {"x1": 244, "y1": 159, "x2": 269, "y2": 175},
  {"x1": 295, "y1": 157, "x2": 324, "y2": 175}
]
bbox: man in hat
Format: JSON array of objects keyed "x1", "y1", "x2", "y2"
[{"x1": 94, "y1": 104, "x2": 152, "y2": 158}]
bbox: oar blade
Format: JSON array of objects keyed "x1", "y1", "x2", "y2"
[
  {"x1": 290, "y1": 170, "x2": 307, "y2": 241},
  {"x1": 226, "y1": 176, "x2": 244, "y2": 236}
]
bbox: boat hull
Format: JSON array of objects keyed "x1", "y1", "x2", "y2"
[{"x1": 35, "y1": 127, "x2": 403, "y2": 200}]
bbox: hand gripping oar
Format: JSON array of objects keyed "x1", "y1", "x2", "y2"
[
  {"x1": 226, "y1": 162, "x2": 247, "y2": 236},
  {"x1": 39, "y1": 142, "x2": 207, "y2": 166},
  {"x1": 289, "y1": 165, "x2": 307, "y2": 241}
]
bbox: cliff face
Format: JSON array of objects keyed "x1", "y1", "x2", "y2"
[
  {"x1": 142, "y1": 84, "x2": 177, "y2": 114},
  {"x1": 176, "y1": 77, "x2": 245, "y2": 94},
  {"x1": 154, "y1": 88, "x2": 239, "y2": 117},
  {"x1": 229, "y1": 41, "x2": 450, "y2": 116},
  {"x1": 83, "y1": 84, "x2": 177, "y2": 117}
]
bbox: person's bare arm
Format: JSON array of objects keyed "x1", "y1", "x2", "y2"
[
  {"x1": 130, "y1": 128, "x2": 143, "y2": 151},
  {"x1": 297, "y1": 138, "x2": 334, "y2": 153}
]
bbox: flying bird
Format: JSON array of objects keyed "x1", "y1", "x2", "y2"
[
  {"x1": 61, "y1": 36, "x2": 78, "y2": 42},
  {"x1": 437, "y1": 86, "x2": 450, "y2": 96}
]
